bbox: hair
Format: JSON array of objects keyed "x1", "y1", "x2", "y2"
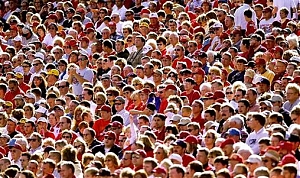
[
  {"x1": 104, "y1": 152, "x2": 120, "y2": 168},
  {"x1": 61, "y1": 145, "x2": 78, "y2": 163},
  {"x1": 252, "y1": 113, "x2": 266, "y2": 126}
]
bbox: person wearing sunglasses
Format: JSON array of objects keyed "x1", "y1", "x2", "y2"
[{"x1": 91, "y1": 131, "x2": 122, "y2": 156}]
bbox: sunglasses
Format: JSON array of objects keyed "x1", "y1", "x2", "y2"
[{"x1": 104, "y1": 136, "x2": 113, "y2": 140}]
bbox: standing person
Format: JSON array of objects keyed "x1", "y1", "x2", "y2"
[{"x1": 234, "y1": 0, "x2": 257, "y2": 34}]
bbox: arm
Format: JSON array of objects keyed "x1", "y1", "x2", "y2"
[{"x1": 129, "y1": 115, "x2": 138, "y2": 144}]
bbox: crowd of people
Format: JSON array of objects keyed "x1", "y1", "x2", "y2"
[{"x1": 0, "y1": 0, "x2": 300, "y2": 178}]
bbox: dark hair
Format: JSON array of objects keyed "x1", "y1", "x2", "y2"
[
  {"x1": 252, "y1": 113, "x2": 266, "y2": 126},
  {"x1": 244, "y1": 9, "x2": 253, "y2": 18},
  {"x1": 153, "y1": 113, "x2": 167, "y2": 121}
]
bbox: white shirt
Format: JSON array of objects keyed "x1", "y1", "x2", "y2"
[
  {"x1": 234, "y1": 4, "x2": 257, "y2": 30},
  {"x1": 259, "y1": 18, "x2": 274, "y2": 34},
  {"x1": 14, "y1": 66, "x2": 23, "y2": 73},
  {"x1": 88, "y1": 101, "x2": 97, "y2": 116},
  {"x1": 245, "y1": 127, "x2": 269, "y2": 154},
  {"x1": 72, "y1": 68, "x2": 94, "y2": 96},
  {"x1": 42, "y1": 34, "x2": 58, "y2": 46},
  {"x1": 273, "y1": 0, "x2": 296, "y2": 20},
  {"x1": 117, "y1": 109, "x2": 130, "y2": 126},
  {"x1": 116, "y1": 21, "x2": 124, "y2": 35},
  {"x1": 112, "y1": 5, "x2": 127, "y2": 21}
]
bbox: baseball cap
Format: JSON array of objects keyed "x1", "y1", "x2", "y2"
[
  {"x1": 47, "y1": 69, "x2": 59, "y2": 76},
  {"x1": 171, "y1": 140, "x2": 187, "y2": 148},
  {"x1": 104, "y1": 131, "x2": 116, "y2": 140},
  {"x1": 220, "y1": 138, "x2": 235, "y2": 148},
  {"x1": 212, "y1": 22, "x2": 223, "y2": 28},
  {"x1": 278, "y1": 154, "x2": 297, "y2": 166},
  {"x1": 99, "y1": 105, "x2": 111, "y2": 112},
  {"x1": 152, "y1": 167, "x2": 167, "y2": 174},
  {"x1": 256, "y1": 77, "x2": 270, "y2": 85},
  {"x1": 246, "y1": 155, "x2": 262, "y2": 164},
  {"x1": 170, "y1": 114, "x2": 182, "y2": 122},
  {"x1": 184, "y1": 135, "x2": 198, "y2": 144},
  {"x1": 114, "y1": 96, "x2": 125, "y2": 103},
  {"x1": 227, "y1": 128, "x2": 241, "y2": 136},
  {"x1": 13, "y1": 36, "x2": 22, "y2": 42},
  {"x1": 230, "y1": 153, "x2": 244, "y2": 163},
  {"x1": 269, "y1": 94, "x2": 283, "y2": 103},
  {"x1": 169, "y1": 153, "x2": 183, "y2": 163},
  {"x1": 37, "y1": 117, "x2": 48, "y2": 123},
  {"x1": 245, "y1": 69, "x2": 255, "y2": 79},
  {"x1": 178, "y1": 118, "x2": 191, "y2": 126},
  {"x1": 133, "y1": 149, "x2": 147, "y2": 158}
]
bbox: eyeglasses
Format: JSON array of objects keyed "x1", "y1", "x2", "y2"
[
  {"x1": 62, "y1": 136, "x2": 71, "y2": 139},
  {"x1": 74, "y1": 145, "x2": 82, "y2": 148},
  {"x1": 104, "y1": 136, "x2": 113, "y2": 140},
  {"x1": 132, "y1": 155, "x2": 140, "y2": 159},
  {"x1": 235, "y1": 95, "x2": 241, "y2": 97},
  {"x1": 53, "y1": 52, "x2": 60, "y2": 54},
  {"x1": 58, "y1": 86, "x2": 67, "y2": 89},
  {"x1": 260, "y1": 107, "x2": 268, "y2": 110},
  {"x1": 119, "y1": 138, "x2": 126, "y2": 142},
  {"x1": 263, "y1": 159, "x2": 269, "y2": 163},
  {"x1": 48, "y1": 27, "x2": 56, "y2": 30},
  {"x1": 154, "y1": 152, "x2": 161, "y2": 154},
  {"x1": 174, "y1": 49, "x2": 181, "y2": 51},
  {"x1": 107, "y1": 93, "x2": 112, "y2": 96},
  {"x1": 28, "y1": 138, "x2": 37, "y2": 142},
  {"x1": 33, "y1": 63, "x2": 41, "y2": 66},
  {"x1": 22, "y1": 65, "x2": 30, "y2": 68},
  {"x1": 115, "y1": 103, "x2": 122, "y2": 105},
  {"x1": 104, "y1": 159, "x2": 112, "y2": 162},
  {"x1": 79, "y1": 58, "x2": 87, "y2": 61},
  {"x1": 226, "y1": 92, "x2": 233, "y2": 94}
]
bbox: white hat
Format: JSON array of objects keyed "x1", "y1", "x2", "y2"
[
  {"x1": 13, "y1": 36, "x2": 22, "y2": 42},
  {"x1": 178, "y1": 117, "x2": 191, "y2": 126},
  {"x1": 171, "y1": 114, "x2": 182, "y2": 122},
  {"x1": 37, "y1": 117, "x2": 48, "y2": 123},
  {"x1": 149, "y1": 13, "x2": 158, "y2": 18},
  {"x1": 29, "y1": 117, "x2": 37, "y2": 122},
  {"x1": 36, "y1": 106, "x2": 47, "y2": 114},
  {"x1": 35, "y1": 52, "x2": 44, "y2": 60},
  {"x1": 246, "y1": 155, "x2": 262, "y2": 164},
  {"x1": 142, "y1": 44, "x2": 153, "y2": 54},
  {"x1": 212, "y1": 22, "x2": 223, "y2": 28},
  {"x1": 169, "y1": 153, "x2": 183, "y2": 163},
  {"x1": 290, "y1": 56, "x2": 300, "y2": 63},
  {"x1": 25, "y1": 93, "x2": 36, "y2": 100}
]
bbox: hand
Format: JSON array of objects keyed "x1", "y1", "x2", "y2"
[
  {"x1": 69, "y1": 68, "x2": 77, "y2": 75},
  {"x1": 129, "y1": 114, "x2": 133, "y2": 124}
]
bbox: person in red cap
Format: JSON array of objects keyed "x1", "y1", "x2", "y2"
[
  {"x1": 91, "y1": 131, "x2": 122, "y2": 156},
  {"x1": 278, "y1": 141, "x2": 295, "y2": 157},
  {"x1": 79, "y1": 36, "x2": 91, "y2": 56},
  {"x1": 92, "y1": 105, "x2": 112, "y2": 141},
  {"x1": 132, "y1": 149, "x2": 147, "y2": 171},
  {"x1": 220, "y1": 138, "x2": 235, "y2": 157},
  {"x1": 172, "y1": 44, "x2": 192, "y2": 69},
  {"x1": 255, "y1": 58, "x2": 275, "y2": 83},
  {"x1": 152, "y1": 166, "x2": 167, "y2": 178},
  {"x1": 158, "y1": 84, "x2": 177, "y2": 113}
]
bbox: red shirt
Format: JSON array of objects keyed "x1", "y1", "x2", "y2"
[
  {"x1": 182, "y1": 154, "x2": 196, "y2": 167},
  {"x1": 19, "y1": 82, "x2": 30, "y2": 93},
  {"x1": 181, "y1": 90, "x2": 201, "y2": 105},
  {"x1": 4, "y1": 87, "x2": 24, "y2": 103},
  {"x1": 92, "y1": 118, "x2": 111, "y2": 141},
  {"x1": 172, "y1": 57, "x2": 192, "y2": 69},
  {"x1": 158, "y1": 99, "x2": 168, "y2": 113},
  {"x1": 56, "y1": 131, "x2": 77, "y2": 143},
  {"x1": 154, "y1": 127, "x2": 166, "y2": 141},
  {"x1": 192, "y1": 114, "x2": 206, "y2": 130},
  {"x1": 246, "y1": 20, "x2": 256, "y2": 37},
  {"x1": 125, "y1": 99, "x2": 134, "y2": 111}
]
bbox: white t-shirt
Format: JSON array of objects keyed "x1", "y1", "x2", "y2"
[
  {"x1": 259, "y1": 18, "x2": 275, "y2": 34},
  {"x1": 72, "y1": 68, "x2": 94, "y2": 96},
  {"x1": 273, "y1": 0, "x2": 297, "y2": 20},
  {"x1": 42, "y1": 34, "x2": 58, "y2": 46}
]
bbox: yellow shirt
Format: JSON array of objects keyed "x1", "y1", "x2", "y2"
[{"x1": 262, "y1": 69, "x2": 275, "y2": 83}]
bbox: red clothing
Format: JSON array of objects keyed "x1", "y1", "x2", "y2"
[
  {"x1": 93, "y1": 118, "x2": 111, "y2": 141},
  {"x1": 154, "y1": 127, "x2": 166, "y2": 141},
  {"x1": 181, "y1": 90, "x2": 201, "y2": 105},
  {"x1": 191, "y1": 114, "x2": 206, "y2": 130},
  {"x1": 182, "y1": 154, "x2": 196, "y2": 167},
  {"x1": 160, "y1": 48, "x2": 167, "y2": 56},
  {"x1": 125, "y1": 99, "x2": 134, "y2": 111},
  {"x1": 172, "y1": 57, "x2": 192, "y2": 69},
  {"x1": 246, "y1": 20, "x2": 256, "y2": 37},
  {"x1": 158, "y1": 99, "x2": 168, "y2": 113},
  {"x1": 281, "y1": 19, "x2": 291, "y2": 29},
  {"x1": 4, "y1": 87, "x2": 24, "y2": 103},
  {"x1": 19, "y1": 82, "x2": 30, "y2": 93}
]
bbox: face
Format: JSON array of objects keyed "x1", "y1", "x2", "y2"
[
  {"x1": 7, "y1": 120, "x2": 16, "y2": 132},
  {"x1": 60, "y1": 165, "x2": 73, "y2": 178},
  {"x1": 28, "y1": 136, "x2": 41, "y2": 149},
  {"x1": 152, "y1": 117, "x2": 164, "y2": 129},
  {"x1": 173, "y1": 145, "x2": 184, "y2": 155},
  {"x1": 169, "y1": 168, "x2": 182, "y2": 178},
  {"x1": 132, "y1": 154, "x2": 143, "y2": 166}
]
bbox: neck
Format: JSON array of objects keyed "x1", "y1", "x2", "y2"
[
  {"x1": 254, "y1": 126, "x2": 262, "y2": 132},
  {"x1": 289, "y1": 98, "x2": 298, "y2": 103}
]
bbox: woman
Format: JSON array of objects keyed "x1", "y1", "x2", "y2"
[
  {"x1": 72, "y1": 106, "x2": 88, "y2": 132},
  {"x1": 94, "y1": 92, "x2": 107, "y2": 116},
  {"x1": 31, "y1": 75, "x2": 47, "y2": 98},
  {"x1": 167, "y1": 71, "x2": 179, "y2": 85},
  {"x1": 153, "y1": 144, "x2": 169, "y2": 163},
  {"x1": 42, "y1": 23, "x2": 58, "y2": 47},
  {"x1": 18, "y1": 170, "x2": 36, "y2": 178},
  {"x1": 128, "y1": 91, "x2": 146, "y2": 115},
  {"x1": 165, "y1": 124, "x2": 179, "y2": 137},
  {"x1": 81, "y1": 110, "x2": 94, "y2": 128},
  {"x1": 36, "y1": 24, "x2": 46, "y2": 42},
  {"x1": 203, "y1": 130, "x2": 219, "y2": 150},
  {"x1": 131, "y1": 77, "x2": 144, "y2": 90},
  {"x1": 61, "y1": 145, "x2": 83, "y2": 178},
  {"x1": 225, "y1": 86, "x2": 234, "y2": 102},
  {"x1": 139, "y1": 135, "x2": 154, "y2": 157},
  {"x1": 23, "y1": 104, "x2": 35, "y2": 119},
  {"x1": 48, "y1": 112, "x2": 60, "y2": 137},
  {"x1": 207, "y1": 66, "x2": 222, "y2": 82},
  {"x1": 73, "y1": 137, "x2": 88, "y2": 161},
  {"x1": 104, "y1": 153, "x2": 120, "y2": 173}
]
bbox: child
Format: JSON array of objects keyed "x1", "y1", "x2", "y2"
[
  {"x1": 181, "y1": 106, "x2": 192, "y2": 117},
  {"x1": 244, "y1": 9, "x2": 256, "y2": 37}
]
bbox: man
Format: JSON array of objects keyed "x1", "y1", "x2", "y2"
[
  {"x1": 169, "y1": 165, "x2": 185, "y2": 178},
  {"x1": 283, "y1": 83, "x2": 300, "y2": 112},
  {"x1": 46, "y1": 69, "x2": 59, "y2": 87},
  {"x1": 227, "y1": 128, "x2": 242, "y2": 143},
  {"x1": 127, "y1": 36, "x2": 145, "y2": 67},
  {"x1": 234, "y1": 0, "x2": 257, "y2": 31},
  {"x1": 246, "y1": 113, "x2": 269, "y2": 154},
  {"x1": 256, "y1": 77, "x2": 271, "y2": 95},
  {"x1": 144, "y1": 62, "x2": 154, "y2": 81},
  {"x1": 58, "y1": 80, "x2": 69, "y2": 99},
  {"x1": 9, "y1": 143, "x2": 23, "y2": 167},
  {"x1": 191, "y1": 100, "x2": 205, "y2": 130},
  {"x1": 68, "y1": 54, "x2": 93, "y2": 97},
  {"x1": 41, "y1": 159, "x2": 56, "y2": 177},
  {"x1": 15, "y1": 73, "x2": 30, "y2": 93},
  {"x1": 13, "y1": 94, "x2": 25, "y2": 109},
  {"x1": 245, "y1": 155, "x2": 262, "y2": 178},
  {"x1": 92, "y1": 105, "x2": 112, "y2": 140},
  {"x1": 171, "y1": 140, "x2": 195, "y2": 167},
  {"x1": 270, "y1": 94, "x2": 292, "y2": 126},
  {"x1": 221, "y1": 52, "x2": 234, "y2": 74},
  {"x1": 282, "y1": 164, "x2": 298, "y2": 178},
  {"x1": 0, "y1": 158, "x2": 11, "y2": 172},
  {"x1": 172, "y1": 44, "x2": 192, "y2": 69},
  {"x1": 237, "y1": 99, "x2": 250, "y2": 116},
  {"x1": 28, "y1": 132, "x2": 43, "y2": 154},
  {"x1": 91, "y1": 131, "x2": 121, "y2": 156},
  {"x1": 56, "y1": 116, "x2": 78, "y2": 142},
  {"x1": 83, "y1": 128, "x2": 101, "y2": 149},
  {"x1": 62, "y1": 8, "x2": 75, "y2": 28},
  {"x1": 112, "y1": 0, "x2": 127, "y2": 21},
  {"x1": 255, "y1": 58, "x2": 275, "y2": 83},
  {"x1": 230, "y1": 30, "x2": 242, "y2": 51},
  {"x1": 20, "y1": 152, "x2": 30, "y2": 170},
  {"x1": 228, "y1": 58, "x2": 247, "y2": 84},
  {"x1": 196, "y1": 148, "x2": 213, "y2": 171},
  {"x1": 249, "y1": 34, "x2": 267, "y2": 57},
  {"x1": 7, "y1": 118, "x2": 20, "y2": 138},
  {"x1": 21, "y1": 26, "x2": 39, "y2": 45},
  {"x1": 116, "y1": 39, "x2": 129, "y2": 59},
  {"x1": 4, "y1": 79, "x2": 24, "y2": 103},
  {"x1": 29, "y1": 58, "x2": 44, "y2": 83},
  {"x1": 59, "y1": 161, "x2": 76, "y2": 178},
  {"x1": 259, "y1": 7, "x2": 274, "y2": 34},
  {"x1": 120, "y1": 151, "x2": 133, "y2": 168},
  {"x1": 82, "y1": 87, "x2": 97, "y2": 115},
  {"x1": 101, "y1": 40, "x2": 116, "y2": 58},
  {"x1": 181, "y1": 78, "x2": 201, "y2": 105},
  {"x1": 218, "y1": 104, "x2": 235, "y2": 133},
  {"x1": 24, "y1": 120, "x2": 35, "y2": 139},
  {"x1": 115, "y1": 96, "x2": 130, "y2": 126},
  {"x1": 220, "y1": 138, "x2": 234, "y2": 157},
  {"x1": 143, "y1": 158, "x2": 158, "y2": 176},
  {"x1": 132, "y1": 149, "x2": 147, "y2": 171},
  {"x1": 153, "y1": 113, "x2": 166, "y2": 141}
]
